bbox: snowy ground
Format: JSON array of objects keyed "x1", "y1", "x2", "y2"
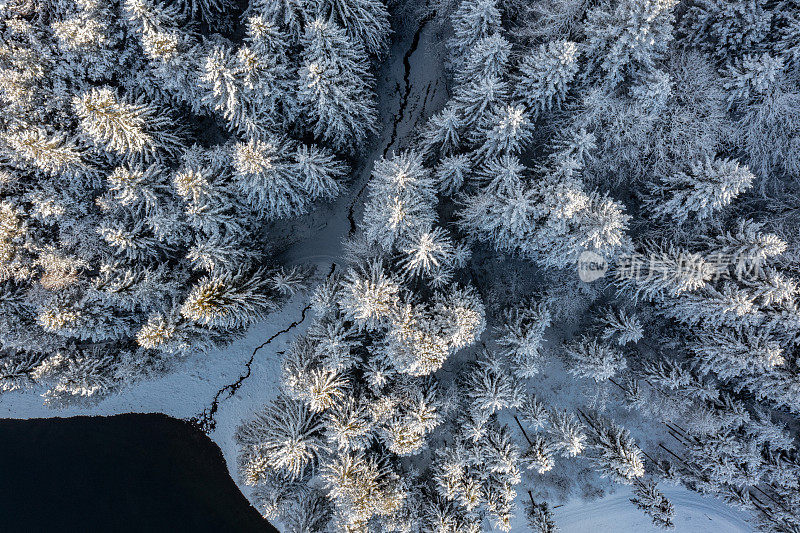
[
  {"x1": 0, "y1": 10, "x2": 755, "y2": 533},
  {"x1": 554, "y1": 485, "x2": 752, "y2": 532}
]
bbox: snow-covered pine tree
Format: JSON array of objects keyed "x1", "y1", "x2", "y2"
[
  {"x1": 73, "y1": 86, "x2": 181, "y2": 162},
  {"x1": 471, "y1": 104, "x2": 533, "y2": 161},
  {"x1": 447, "y1": 0, "x2": 501, "y2": 69},
  {"x1": 298, "y1": 18, "x2": 378, "y2": 151},
  {"x1": 718, "y1": 49, "x2": 800, "y2": 179},
  {"x1": 599, "y1": 308, "x2": 643, "y2": 346},
  {"x1": 419, "y1": 105, "x2": 464, "y2": 159},
  {"x1": 383, "y1": 286, "x2": 485, "y2": 375},
  {"x1": 433, "y1": 154, "x2": 471, "y2": 194},
  {"x1": 630, "y1": 479, "x2": 675, "y2": 529},
  {"x1": 587, "y1": 416, "x2": 645, "y2": 484},
  {"x1": 180, "y1": 267, "x2": 304, "y2": 329},
  {"x1": 547, "y1": 409, "x2": 587, "y2": 457},
  {"x1": 495, "y1": 301, "x2": 552, "y2": 378},
  {"x1": 464, "y1": 351, "x2": 524, "y2": 415},
  {"x1": 250, "y1": 0, "x2": 310, "y2": 43},
  {"x1": 520, "y1": 395, "x2": 550, "y2": 431},
  {"x1": 513, "y1": 40, "x2": 580, "y2": 119},
  {"x1": 236, "y1": 393, "x2": 326, "y2": 482},
  {"x1": 361, "y1": 151, "x2": 438, "y2": 250},
  {"x1": 565, "y1": 337, "x2": 627, "y2": 383},
  {"x1": 525, "y1": 497, "x2": 559, "y2": 533},
  {"x1": 583, "y1": 0, "x2": 677, "y2": 86},
  {"x1": 452, "y1": 74, "x2": 509, "y2": 129},
  {"x1": 721, "y1": 53, "x2": 785, "y2": 109},
  {"x1": 232, "y1": 136, "x2": 344, "y2": 218},
  {"x1": 456, "y1": 34, "x2": 512, "y2": 87},
  {"x1": 337, "y1": 258, "x2": 402, "y2": 330},
  {"x1": 316, "y1": 0, "x2": 391, "y2": 55},
  {"x1": 521, "y1": 434, "x2": 557, "y2": 474},
  {"x1": 614, "y1": 243, "x2": 715, "y2": 301},
  {"x1": 399, "y1": 226, "x2": 459, "y2": 284}
]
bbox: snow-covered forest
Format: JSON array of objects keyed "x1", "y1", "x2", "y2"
[{"x1": 1, "y1": 0, "x2": 799, "y2": 531}]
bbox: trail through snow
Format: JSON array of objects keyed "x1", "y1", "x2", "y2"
[{"x1": 0, "y1": 10, "x2": 755, "y2": 532}]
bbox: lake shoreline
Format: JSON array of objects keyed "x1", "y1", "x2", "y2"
[{"x1": 0, "y1": 414, "x2": 277, "y2": 533}]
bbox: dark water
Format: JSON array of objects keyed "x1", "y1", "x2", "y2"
[{"x1": 0, "y1": 414, "x2": 278, "y2": 533}]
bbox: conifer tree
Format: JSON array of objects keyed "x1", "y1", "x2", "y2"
[
  {"x1": 180, "y1": 268, "x2": 294, "y2": 329},
  {"x1": 548, "y1": 410, "x2": 587, "y2": 457},
  {"x1": 456, "y1": 34, "x2": 512, "y2": 87},
  {"x1": 525, "y1": 498, "x2": 559, "y2": 533},
  {"x1": 316, "y1": 0, "x2": 391, "y2": 55},
  {"x1": 522, "y1": 435, "x2": 556, "y2": 474},
  {"x1": 565, "y1": 337, "x2": 627, "y2": 383},
  {"x1": 298, "y1": 19, "x2": 378, "y2": 151},
  {"x1": 721, "y1": 53, "x2": 784, "y2": 108},
  {"x1": 630, "y1": 480, "x2": 675, "y2": 529},
  {"x1": 447, "y1": 0, "x2": 502, "y2": 66},
  {"x1": 237, "y1": 394, "x2": 326, "y2": 482},
  {"x1": 338, "y1": 259, "x2": 402, "y2": 330},
  {"x1": 433, "y1": 154, "x2": 471, "y2": 194},
  {"x1": 465, "y1": 352, "x2": 524, "y2": 414},
  {"x1": 583, "y1": 0, "x2": 678, "y2": 85},
  {"x1": 362, "y1": 151, "x2": 438, "y2": 250},
  {"x1": 682, "y1": 0, "x2": 773, "y2": 61},
  {"x1": 232, "y1": 136, "x2": 344, "y2": 218},
  {"x1": 496, "y1": 301, "x2": 551, "y2": 378},
  {"x1": 419, "y1": 106, "x2": 463, "y2": 158},
  {"x1": 513, "y1": 40, "x2": 580, "y2": 118},
  {"x1": 589, "y1": 417, "x2": 645, "y2": 483},
  {"x1": 472, "y1": 104, "x2": 533, "y2": 161},
  {"x1": 599, "y1": 308, "x2": 643, "y2": 346},
  {"x1": 74, "y1": 87, "x2": 180, "y2": 160}
]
